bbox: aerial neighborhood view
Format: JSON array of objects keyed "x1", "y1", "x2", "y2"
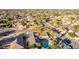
[{"x1": 0, "y1": 9, "x2": 79, "y2": 49}]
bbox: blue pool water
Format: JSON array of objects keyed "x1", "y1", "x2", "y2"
[{"x1": 42, "y1": 40, "x2": 49, "y2": 48}]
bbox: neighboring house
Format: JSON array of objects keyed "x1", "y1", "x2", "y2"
[
  {"x1": 0, "y1": 23, "x2": 7, "y2": 27},
  {"x1": 0, "y1": 33, "x2": 29, "y2": 49}
]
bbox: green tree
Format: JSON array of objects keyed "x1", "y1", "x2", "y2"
[
  {"x1": 28, "y1": 44, "x2": 37, "y2": 49},
  {"x1": 73, "y1": 25, "x2": 79, "y2": 30},
  {"x1": 68, "y1": 32, "x2": 76, "y2": 37}
]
